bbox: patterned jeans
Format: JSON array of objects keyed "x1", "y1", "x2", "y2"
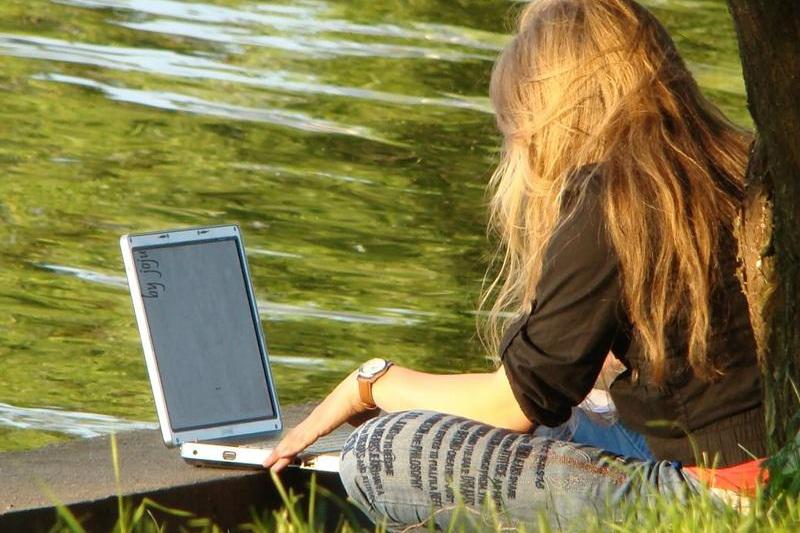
[{"x1": 339, "y1": 410, "x2": 702, "y2": 532}]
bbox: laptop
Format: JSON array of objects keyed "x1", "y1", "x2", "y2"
[{"x1": 120, "y1": 224, "x2": 351, "y2": 472}]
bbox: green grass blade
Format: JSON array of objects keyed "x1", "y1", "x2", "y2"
[
  {"x1": 269, "y1": 469, "x2": 302, "y2": 525},
  {"x1": 53, "y1": 503, "x2": 88, "y2": 533},
  {"x1": 110, "y1": 433, "x2": 127, "y2": 533}
]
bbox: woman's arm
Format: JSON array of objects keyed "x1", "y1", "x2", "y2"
[
  {"x1": 372, "y1": 365, "x2": 534, "y2": 432},
  {"x1": 262, "y1": 364, "x2": 533, "y2": 472}
]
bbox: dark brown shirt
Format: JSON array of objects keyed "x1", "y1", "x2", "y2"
[{"x1": 500, "y1": 171, "x2": 765, "y2": 467}]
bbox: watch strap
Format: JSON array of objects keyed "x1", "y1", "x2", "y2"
[{"x1": 358, "y1": 378, "x2": 377, "y2": 409}]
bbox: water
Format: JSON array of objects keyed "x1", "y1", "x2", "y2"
[{"x1": 0, "y1": 0, "x2": 747, "y2": 452}]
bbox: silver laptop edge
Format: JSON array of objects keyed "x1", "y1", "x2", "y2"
[
  {"x1": 180, "y1": 442, "x2": 341, "y2": 472},
  {"x1": 120, "y1": 224, "x2": 283, "y2": 449}
]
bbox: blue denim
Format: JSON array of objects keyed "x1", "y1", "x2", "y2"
[
  {"x1": 535, "y1": 408, "x2": 655, "y2": 461},
  {"x1": 339, "y1": 411, "x2": 701, "y2": 532}
]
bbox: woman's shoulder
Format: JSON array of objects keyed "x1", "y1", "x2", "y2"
[
  {"x1": 559, "y1": 164, "x2": 606, "y2": 222},
  {"x1": 564, "y1": 164, "x2": 604, "y2": 195},
  {"x1": 545, "y1": 165, "x2": 616, "y2": 268}
]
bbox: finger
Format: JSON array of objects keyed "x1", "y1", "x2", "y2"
[
  {"x1": 270, "y1": 456, "x2": 293, "y2": 473},
  {"x1": 262, "y1": 438, "x2": 298, "y2": 469},
  {"x1": 262, "y1": 447, "x2": 280, "y2": 469},
  {"x1": 262, "y1": 426, "x2": 315, "y2": 468}
]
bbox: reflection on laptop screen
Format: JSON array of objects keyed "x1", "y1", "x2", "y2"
[{"x1": 133, "y1": 238, "x2": 275, "y2": 432}]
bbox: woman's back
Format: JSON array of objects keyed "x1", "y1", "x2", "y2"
[{"x1": 499, "y1": 168, "x2": 764, "y2": 466}]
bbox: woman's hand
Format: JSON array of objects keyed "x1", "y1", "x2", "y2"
[{"x1": 262, "y1": 370, "x2": 370, "y2": 473}]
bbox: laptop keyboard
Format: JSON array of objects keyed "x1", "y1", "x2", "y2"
[{"x1": 242, "y1": 424, "x2": 354, "y2": 455}]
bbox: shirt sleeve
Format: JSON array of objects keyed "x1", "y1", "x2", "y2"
[{"x1": 500, "y1": 184, "x2": 622, "y2": 427}]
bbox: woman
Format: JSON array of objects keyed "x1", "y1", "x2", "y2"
[{"x1": 264, "y1": 0, "x2": 766, "y2": 528}]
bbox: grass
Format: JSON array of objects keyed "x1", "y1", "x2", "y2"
[
  {"x1": 43, "y1": 434, "x2": 800, "y2": 532},
  {"x1": 46, "y1": 478, "x2": 800, "y2": 533},
  {"x1": 46, "y1": 471, "x2": 800, "y2": 532}
]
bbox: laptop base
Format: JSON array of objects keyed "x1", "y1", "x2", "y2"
[
  {"x1": 179, "y1": 424, "x2": 353, "y2": 472},
  {"x1": 180, "y1": 442, "x2": 341, "y2": 472}
]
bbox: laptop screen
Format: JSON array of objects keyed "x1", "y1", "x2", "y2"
[{"x1": 132, "y1": 237, "x2": 275, "y2": 432}]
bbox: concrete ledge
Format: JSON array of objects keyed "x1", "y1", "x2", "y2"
[{"x1": 0, "y1": 403, "x2": 363, "y2": 531}]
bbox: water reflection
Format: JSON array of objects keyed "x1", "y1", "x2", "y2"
[
  {"x1": 121, "y1": 19, "x2": 497, "y2": 62},
  {"x1": 56, "y1": 0, "x2": 506, "y2": 50},
  {"x1": 37, "y1": 73, "x2": 389, "y2": 141},
  {"x1": 248, "y1": 247, "x2": 303, "y2": 259},
  {"x1": 0, "y1": 402, "x2": 158, "y2": 439},
  {"x1": 38, "y1": 263, "x2": 424, "y2": 325},
  {"x1": 0, "y1": 34, "x2": 492, "y2": 112}
]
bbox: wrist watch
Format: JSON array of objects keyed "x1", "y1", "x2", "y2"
[{"x1": 356, "y1": 358, "x2": 393, "y2": 410}]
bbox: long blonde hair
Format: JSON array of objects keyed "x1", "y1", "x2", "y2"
[{"x1": 482, "y1": 0, "x2": 751, "y2": 383}]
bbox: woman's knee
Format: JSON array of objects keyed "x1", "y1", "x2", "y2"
[
  {"x1": 338, "y1": 410, "x2": 460, "y2": 526},
  {"x1": 338, "y1": 414, "x2": 381, "y2": 508}
]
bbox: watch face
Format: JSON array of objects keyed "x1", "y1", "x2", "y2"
[{"x1": 359, "y1": 358, "x2": 387, "y2": 378}]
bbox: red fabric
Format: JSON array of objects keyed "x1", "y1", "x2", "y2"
[{"x1": 684, "y1": 458, "x2": 768, "y2": 495}]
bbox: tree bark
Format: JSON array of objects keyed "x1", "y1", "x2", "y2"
[{"x1": 726, "y1": 0, "x2": 800, "y2": 452}]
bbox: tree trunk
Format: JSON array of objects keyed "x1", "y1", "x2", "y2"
[{"x1": 726, "y1": 0, "x2": 800, "y2": 452}]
